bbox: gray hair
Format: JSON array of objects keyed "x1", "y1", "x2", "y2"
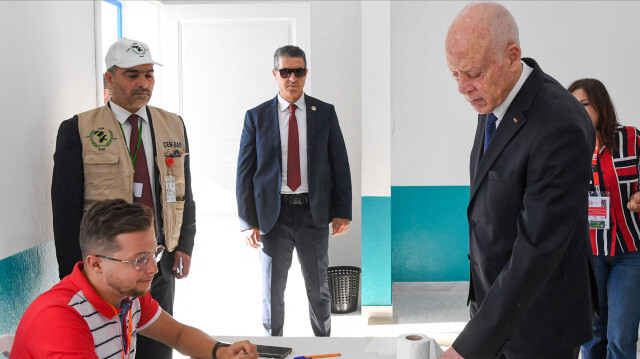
[{"x1": 273, "y1": 45, "x2": 307, "y2": 70}]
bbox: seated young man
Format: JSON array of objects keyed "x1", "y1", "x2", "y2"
[{"x1": 12, "y1": 199, "x2": 257, "y2": 359}]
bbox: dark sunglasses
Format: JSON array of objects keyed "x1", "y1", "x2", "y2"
[{"x1": 278, "y1": 68, "x2": 307, "y2": 78}]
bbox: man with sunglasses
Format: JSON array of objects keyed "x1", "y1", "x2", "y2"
[
  {"x1": 236, "y1": 45, "x2": 352, "y2": 337},
  {"x1": 12, "y1": 199, "x2": 258, "y2": 359}
]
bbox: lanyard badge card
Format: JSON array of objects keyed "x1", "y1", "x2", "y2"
[
  {"x1": 588, "y1": 191, "x2": 610, "y2": 230},
  {"x1": 165, "y1": 156, "x2": 176, "y2": 203}
]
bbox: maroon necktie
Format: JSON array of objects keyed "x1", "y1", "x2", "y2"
[
  {"x1": 287, "y1": 104, "x2": 301, "y2": 192},
  {"x1": 127, "y1": 114, "x2": 154, "y2": 209}
]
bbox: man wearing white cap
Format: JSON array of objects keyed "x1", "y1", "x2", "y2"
[{"x1": 52, "y1": 38, "x2": 196, "y2": 359}]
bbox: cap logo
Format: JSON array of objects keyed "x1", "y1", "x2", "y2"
[{"x1": 130, "y1": 43, "x2": 147, "y2": 56}]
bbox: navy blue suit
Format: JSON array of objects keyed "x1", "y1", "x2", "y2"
[{"x1": 236, "y1": 94, "x2": 351, "y2": 336}]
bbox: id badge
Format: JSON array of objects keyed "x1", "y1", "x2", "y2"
[
  {"x1": 588, "y1": 191, "x2": 610, "y2": 229},
  {"x1": 133, "y1": 183, "x2": 143, "y2": 198},
  {"x1": 165, "y1": 175, "x2": 176, "y2": 203}
]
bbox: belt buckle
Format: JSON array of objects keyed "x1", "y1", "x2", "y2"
[{"x1": 292, "y1": 195, "x2": 302, "y2": 205}]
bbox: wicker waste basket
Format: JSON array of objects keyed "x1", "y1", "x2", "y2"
[{"x1": 327, "y1": 266, "x2": 361, "y2": 314}]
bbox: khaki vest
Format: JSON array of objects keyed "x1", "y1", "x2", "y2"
[{"x1": 77, "y1": 105, "x2": 187, "y2": 251}]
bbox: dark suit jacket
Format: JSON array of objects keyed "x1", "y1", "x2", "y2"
[
  {"x1": 51, "y1": 106, "x2": 196, "y2": 281},
  {"x1": 453, "y1": 58, "x2": 598, "y2": 358},
  {"x1": 236, "y1": 94, "x2": 352, "y2": 234}
]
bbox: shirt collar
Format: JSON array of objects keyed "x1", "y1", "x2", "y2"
[
  {"x1": 109, "y1": 101, "x2": 149, "y2": 125},
  {"x1": 69, "y1": 262, "x2": 126, "y2": 319},
  {"x1": 277, "y1": 93, "x2": 306, "y2": 112},
  {"x1": 492, "y1": 61, "x2": 533, "y2": 120}
]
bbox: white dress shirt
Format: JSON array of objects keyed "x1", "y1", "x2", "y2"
[
  {"x1": 492, "y1": 61, "x2": 534, "y2": 127},
  {"x1": 277, "y1": 93, "x2": 308, "y2": 194},
  {"x1": 109, "y1": 101, "x2": 157, "y2": 209}
]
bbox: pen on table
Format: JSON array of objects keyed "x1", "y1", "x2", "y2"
[{"x1": 293, "y1": 354, "x2": 341, "y2": 359}]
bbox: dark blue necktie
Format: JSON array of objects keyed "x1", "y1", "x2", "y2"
[
  {"x1": 484, "y1": 113, "x2": 498, "y2": 153},
  {"x1": 118, "y1": 298, "x2": 133, "y2": 353}
]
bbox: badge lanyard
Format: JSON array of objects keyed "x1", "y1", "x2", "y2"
[
  {"x1": 109, "y1": 303, "x2": 133, "y2": 359},
  {"x1": 118, "y1": 120, "x2": 143, "y2": 167},
  {"x1": 588, "y1": 143, "x2": 610, "y2": 230},
  {"x1": 592, "y1": 145, "x2": 602, "y2": 196}
]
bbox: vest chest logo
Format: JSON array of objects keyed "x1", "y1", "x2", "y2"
[{"x1": 88, "y1": 128, "x2": 115, "y2": 150}]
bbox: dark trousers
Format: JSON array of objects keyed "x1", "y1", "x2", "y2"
[
  {"x1": 136, "y1": 266, "x2": 175, "y2": 359},
  {"x1": 260, "y1": 202, "x2": 331, "y2": 337},
  {"x1": 497, "y1": 346, "x2": 579, "y2": 359}
]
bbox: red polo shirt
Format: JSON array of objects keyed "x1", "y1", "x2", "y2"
[{"x1": 12, "y1": 262, "x2": 160, "y2": 358}]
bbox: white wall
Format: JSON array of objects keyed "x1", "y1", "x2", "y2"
[
  {"x1": 391, "y1": 0, "x2": 640, "y2": 187},
  {"x1": 362, "y1": 1, "x2": 391, "y2": 197},
  {"x1": 0, "y1": 0, "x2": 97, "y2": 260},
  {"x1": 310, "y1": 1, "x2": 362, "y2": 267}
]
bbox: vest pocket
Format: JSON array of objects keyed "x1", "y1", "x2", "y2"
[
  {"x1": 84, "y1": 153, "x2": 119, "y2": 199},
  {"x1": 163, "y1": 200, "x2": 185, "y2": 252},
  {"x1": 169, "y1": 154, "x2": 186, "y2": 196}
]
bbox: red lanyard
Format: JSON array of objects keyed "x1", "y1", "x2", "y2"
[
  {"x1": 109, "y1": 303, "x2": 133, "y2": 359},
  {"x1": 592, "y1": 144, "x2": 602, "y2": 194}
]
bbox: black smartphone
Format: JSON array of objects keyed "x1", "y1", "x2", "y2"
[{"x1": 217, "y1": 342, "x2": 292, "y2": 358}]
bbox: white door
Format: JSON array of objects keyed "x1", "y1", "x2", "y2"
[{"x1": 157, "y1": 2, "x2": 313, "y2": 341}]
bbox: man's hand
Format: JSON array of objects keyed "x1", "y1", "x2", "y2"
[
  {"x1": 242, "y1": 228, "x2": 261, "y2": 248},
  {"x1": 218, "y1": 340, "x2": 258, "y2": 359},
  {"x1": 439, "y1": 347, "x2": 463, "y2": 359},
  {"x1": 628, "y1": 191, "x2": 640, "y2": 212},
  {"x1": 331, "y1": 218, "x2": 350, "y2": 237},
  {"x1": 173, "y1": 251, "x2": 191, "y2": 279}
]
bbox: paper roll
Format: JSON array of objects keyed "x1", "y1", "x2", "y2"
[{"x1": 396, "y1": 333, "x2": 443, "y2": 359}]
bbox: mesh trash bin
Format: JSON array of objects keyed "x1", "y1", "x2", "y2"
[{"x1": 327, "y1": 266, "x2": 361, "y2": 314}]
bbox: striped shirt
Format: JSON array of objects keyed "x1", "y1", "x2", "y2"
[
  {"x1": 591, "y1": 126, "x2": 640, "y2": 256},
  {"x1": 12, "y1": 262, "x2": 160, "y2": 358}
]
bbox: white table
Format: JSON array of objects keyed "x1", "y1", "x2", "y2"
[{"x1": 215, "y1": 335, "x2": 397, "y2": 359}]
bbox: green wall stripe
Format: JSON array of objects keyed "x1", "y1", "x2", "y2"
[
  {"x1": 361, "y1": 196, "x2": 391, "y2": 306},
  {"x1": 392, "y1": 186, "x2": 469, "y2": 282},
  {"x1": 0, "y1": 240, "x2": 58, "y2": 334}
]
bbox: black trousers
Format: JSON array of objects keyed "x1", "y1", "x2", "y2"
[
  {"x1": 259, "y1": 202, "x2": 331, "y2": 337},
  {"x1": 135, "y1": 266, "x2": 175, "y2": 359}
]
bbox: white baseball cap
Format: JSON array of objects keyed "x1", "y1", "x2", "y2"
[{"x1": 105, "y1": 38, "x2": 162, "y2": 69}]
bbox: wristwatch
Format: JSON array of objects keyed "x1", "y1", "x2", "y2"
[{"x1": 212, "y1": 341, "x2": 223, "y2": 359}]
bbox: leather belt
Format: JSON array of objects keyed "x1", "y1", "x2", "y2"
[{"x1": 281, "y1": 193, "x2": 309, "y2": 205}]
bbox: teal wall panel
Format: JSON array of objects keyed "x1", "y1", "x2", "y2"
[
  {"x1": 361, "y1": 196, "x2": 391, "y2": 306},
  {"x1": 0, "y1": 240, "x2": 58, "y2": 334},
  {"x1": 392, "y1": 186, "x2": 469, "y2": 282}
]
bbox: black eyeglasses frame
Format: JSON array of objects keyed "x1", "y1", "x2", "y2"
[{"x1": 277, "y1": 68, "x2": 307, "y2": 78}]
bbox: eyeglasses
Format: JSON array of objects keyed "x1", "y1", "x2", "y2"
[
  {"x1": 96, "y1": 245, "x2": 165, "y2": 271},
  {"x1": 277, "y1": 68, "x2": 307, "y2": 78}
]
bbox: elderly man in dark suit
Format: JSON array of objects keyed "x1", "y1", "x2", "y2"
[
  {"x1": 441, "y1": 3, "x2": 598, "y2": 359},
  {"x1": 236, "y1": 45, "x2": 352, "y2": 337}
]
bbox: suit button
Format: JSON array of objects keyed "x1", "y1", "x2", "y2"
[{"x1": 468, "y1": 220, "x2": 476, "y2": 228}]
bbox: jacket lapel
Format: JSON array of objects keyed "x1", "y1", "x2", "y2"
[
  {"x1": 470, "y1": 116, "x2": 485, "y2": 185},
  {"x1": 469, "y1": 111, "x2": 528, "y2": 202},
  {"x1": 305, "y1": 94, "x2": 316, "y2": 166},
  {"x1": 469, "y1": 58, "x2": 542, "y2": 204},
  {"x1": 270, "y1": 96, "x2": 282, "y2": 170}
]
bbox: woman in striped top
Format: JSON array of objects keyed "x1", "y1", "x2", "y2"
[{"x1": 570, "y1": 78, "x2": 640, "y2": 359}]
